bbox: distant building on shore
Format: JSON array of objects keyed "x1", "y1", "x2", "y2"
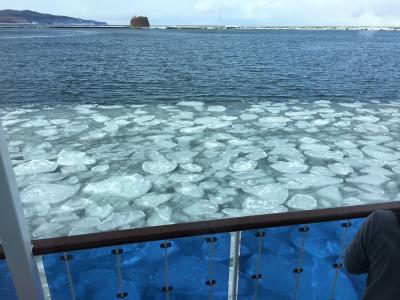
[{"x1": 130, "y1": 16, "x2": 150, "y2": 28}]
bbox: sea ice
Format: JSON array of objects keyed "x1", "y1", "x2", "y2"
[
  {"x1": 222, "y1": 208, "x2": 250, "y2": 217},
  {"x1": 147, "y1": 206, "x2": 173, "y2": 226},
  {"x1": 97, "y1": 211, "x2": 145, "y2": 231},
  {"x1": 246, "y1": 151, "x2": 268, "y2": 160},
  {"x1": 355, "y1": 123, "x2": 389, "y2": 133},
  {"x1": 183, "y1": 200, "x2": 218, "y2": 217},
  {"x1": 83, "y1": 175, "x2": 151, "y2": 199},
  {"x1": 286, "y1": 194, "x2": 317, "y2": 210},
  {"x1": 21, "y1": 119, "x2": 50, "y2": 128},
  {"x1": 85, "y1": 204, "x2": 113, "y2": 220},
  {"x1": 305, "y1": 150, "x2": 344, "y2": 160},
  {"x1": 91, "y1": 164, "x2": 110, "y2": 172},
  {"x1": 180, "y1": 163, "x2": 203, "y2": 173},
  {"x1": 328, "y1": 163, "x2": 354, "y2": 176},
  {"x1": 133, "y1": 115, "x2": 155, "y2": 123},
  {"x1": 177, "y1": 101, "x2": 204, "y2": 107},
  {"x1": 271, "y1": 161, "x2": 308, "y2": 174},
  {"x1": 347, "y1": 174, "x2": 390, "y2": 186},
  {"x1": 242, "y1": 197, "x2": 285, "y2": 214},
  {"x1": 360, "y1": 167, "x2": 393, "y2": 176},
  {"x1": 283, "y1": 174, "x2": 343, "y2": 188},
  {"x1": 32, "y1": 223, "x2": 64, "y2": 238},
  {"x1": 13, "y1": 159, "x2": 57, "y2": 176},
  {"x1": 362, "y1": 146, "x2": 400, "y2": 163},
  {"x1": 229, "y1": 160, "x2": 258, "y2": 172},
  {"x1": 21, "y1": 184, "x2": 79, "y2": 204},
  {"x1": 165, "y1": 151, "x2": 198, "y2": 164},
  {"x1": 207, "y1": 105, "x2": 226, "y2": 112},
  {"x1": 269, "y1": 145, "x2": 304, "y2": 161},
  {"x1": 142, "y1": 160, "x2": 177, "y2": 175},
  {"x1": 317, "y1": 186, "x2": 342, "y2": 201},
  {"x1": 176, "y1": 184, "x2": 204, "y2": 198},
  {"x1": 169, "y1": 173, "x2": 206, "y2": 183},
  {"x1": 243, "y1": 184, "x2": 288, "y2": 204},
  {"x1": 134, "y1": 193, "x2": 172, "y2": 208},
  {"x1": 50, "y1": 213, "x2": 80, "y2": 223},
  {"x1": 57, "y1": 150, "x2": 94, "y2": 167}
]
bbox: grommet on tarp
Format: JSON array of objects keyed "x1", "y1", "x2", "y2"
[
  {"x1": 333, "y1": 263, "x2": 343, "y2": 269},
  {"x1": 160, "y1": 242, "x2": 172, "y2": 249},
  {"x1": 162, "y1": 286, "x2": 173, "y2": 292},
  {"x1": 255, "y1": 231, "x2": 266, "y2": 238},
  {"x1": 205, "y1": 280, "x2": 216, "y2": 286},
  {"x1": 299, "y1": 226, "x2": 310, "y2": 233},
  {"x1": 293, "y1": 268, "x2": 304, "y2": 274},
  {"x1": 111, "y1": 249, "x2": 124, "y2": 255},
  {"x1": 207, "y1": 237, "x2": 218, "y2": 243},
  {"x1": 60, "y1": 254, "x2": 73, "y2": 261},
  {"x1": 251, "y1": 274, "x2": 262, "y2": 280},
  {"x1": 116, "y1": 292, "x2": 128, "y2": 298},
  {"x1": 341, "y1": 222, "x2": 352, "y2": 228}
]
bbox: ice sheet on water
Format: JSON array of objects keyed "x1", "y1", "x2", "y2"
[
  {"x1": 57, "y1": 150, "x2": 95, "y2": 167},
  {"x1": 207, "y1": 105, "x2": 226, "y2": 112},
  {"x1": 180, "y1": 163, "x2": 203, "y2": 173},
  {"x1": 134, "y1": 193, "x2": 172, "y2": 208},
  {"x1": 83, "y1": 175, "x2": 151, "y2": 199},
  {"x1": 147, "y1": 206, "x2": 173, "y2": 226},
  {"x1": 305, "y1": 150, "x2": 344, "y2": 160},
  {"x1": 328, "y1": 163, "x2": 354, "y2": 176},
  {"x1": 13, "y1": 159, "x2": 57, "y2": 176},
  {"x1": 287, "y1": 194, "x2": 317, "y2": 210},
  {"x1": 21, "y1": 119, "x2": 50, "y2": 127},
  {"x1": 243, "y1": 184, "x2": 288, "y2": 204},
  {"x1": 21, "y1": 183, "x2": 79, "y2": 204},
  {"x1": 142, "y1": 160, "x2": 177, "y2": 175},
  {"x1": 3, "y1": 100, "x2": 400, "y2": 237},
  {"x1": 85, "y1": 204, "x2": 113, "y2": 220},
  {"x1": 50, "y1": 213, "x2": 80, "y2": 223},
  {"x1": 240, "y1": 113, "x2": 257, "y2": 120},
  {"x1": 229, "y1": 160, "x2": 258, "y2": 172},
  {"x1": 97, "y1": 211, "x2": 145, "y2": 231},
  {"x1": 347, "y1": 174, "x2": 390, "y2": 186},
  {"x1": 176, "y1": 184, "x2": 204, "y2": 198},
  {"x1": 33, "y1": 223, "x2": 64, "y2": 238},
  {"x1": 360, "y1": 166, "x2": 393, "y2": 176},
  {"x1": 169, "y1": 173, "x2": 205, "y2": 183},
  {"x1": 91, "y1": 164, "x2": 110, "y2": 172},
  {"x1": 176, "y1": 101, "x2": 204, "y2": 107},
  {"x1": 271, "y1": 161, "x2": 308, "y2": 174},
  {"x1": 362, "y1": 145, "x2": 400, "y2": 163},
  {"x1": 242, "y1": 197, "x2": 287, "y2": 214},
  {"x1": 165, "y1": 151, "x2": 199, "y2": 164},
  {"x1": 317, "y1": 186, "x2": 342, "y2": 202},
  {"x1": 183, "y1": 200, "x2": 218, "y2": 217},
  {"x1": 283, "y1": 174, "x2": 343, "y2": 188}
]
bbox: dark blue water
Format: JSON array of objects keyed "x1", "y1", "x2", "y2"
[{"x1": 0, "y1": 28, "x2": 399, "y2": 106}]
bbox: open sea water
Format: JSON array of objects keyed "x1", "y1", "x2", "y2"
[{"x1": 0, "y1": 28, "x2": 400, "y2": 239}]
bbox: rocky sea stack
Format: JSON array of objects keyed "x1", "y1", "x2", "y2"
[{"x1": 130, "y1": 16, "x2": 150, "y2": 28}]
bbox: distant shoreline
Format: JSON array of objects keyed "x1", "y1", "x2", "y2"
[{"x1": 0, "y1": 24, "x2": 399, "y2": 31}]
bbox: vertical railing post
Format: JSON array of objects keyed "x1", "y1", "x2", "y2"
[
  {"x1": 0, "y1": 121, "x2": 45, "y2": 300},
  {"x1": 228, "y1": 231, "x2": 241, "y2": 300}
]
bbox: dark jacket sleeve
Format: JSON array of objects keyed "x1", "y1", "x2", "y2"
[{"x1": 344, "y1": 214, "x2": 372, "y2": 275}]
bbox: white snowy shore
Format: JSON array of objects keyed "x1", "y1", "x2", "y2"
[{"x1": 1, "y1": 99, "x2": 400, "y2": 239}]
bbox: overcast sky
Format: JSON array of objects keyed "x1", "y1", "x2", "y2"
[{"x1": 2, "y1": 0, "x2": 400, "y2": 26}]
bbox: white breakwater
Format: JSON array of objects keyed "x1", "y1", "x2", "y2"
[{"x1": 1, "y1": 99, "x2": 400, "y2": 239}]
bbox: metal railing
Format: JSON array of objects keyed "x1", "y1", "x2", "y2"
[{"x1": 1, "y1": 201, "x2": 400, "y2": 260}]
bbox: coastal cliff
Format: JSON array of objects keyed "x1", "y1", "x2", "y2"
[{"x1": 0, "y1": 9, "x2": 107, "y2": 25}]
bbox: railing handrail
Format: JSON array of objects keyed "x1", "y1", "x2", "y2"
[{"x1": 1, "y1": 201, "x2": 399, "y2": 260}]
